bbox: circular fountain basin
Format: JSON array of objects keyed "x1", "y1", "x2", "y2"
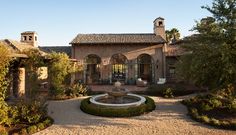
[{"x1": 89, "y1": 93, "x2": 146, "y2": 108}]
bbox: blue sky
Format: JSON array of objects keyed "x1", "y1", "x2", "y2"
[{"x1": 0, "y1": 0, "x2": 212, "y2": 46}]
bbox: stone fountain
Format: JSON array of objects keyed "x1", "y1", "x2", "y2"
[{"x1": 89, "y1": 81, "x2": 146, "y2": 108}]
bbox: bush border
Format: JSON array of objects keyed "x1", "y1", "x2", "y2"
[
  {"x1": 182, "y1": 100, "x2": 236, "y2": 130},
  {"x1": 80, "y1": 96, "x2": 156, "y2": 117},
  {"x1": 12, "y1": 116, "x2": 54, "y2": 135}
]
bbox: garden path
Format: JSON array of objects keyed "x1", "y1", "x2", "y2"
[{"x1": 34, "y1": 95, "x2": 236, "y2": 135}]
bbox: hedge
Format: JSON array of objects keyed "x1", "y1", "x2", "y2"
[{"x1": 80, "y1": 96, "x2": 156, "y2": 117}]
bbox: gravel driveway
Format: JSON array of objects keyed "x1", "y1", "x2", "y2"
[{"x1": 34, "y1": 96, "x2": 236, "y2": 135}]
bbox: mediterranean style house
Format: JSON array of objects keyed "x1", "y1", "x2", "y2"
[
  {"x1": 69, "y1": 17, "x2": 167, "y2": 84},
  {"x1": 0, "y1": 17, "x2": 184, "y2": 99}
]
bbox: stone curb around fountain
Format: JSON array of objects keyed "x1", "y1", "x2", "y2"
[{"x1": 89, "y1": 93, "x2": 146, "y2": 108}]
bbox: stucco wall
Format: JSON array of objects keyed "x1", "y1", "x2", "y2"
[{"x1": 72, "y1": 43, "x2": 165, "y2": 83}]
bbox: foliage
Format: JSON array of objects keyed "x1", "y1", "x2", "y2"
[
  {"x1": 80, "y1": 96, "x2": 155, "y2": 117},
  {"x1": 22, "y1": 49, "x2": 45, "y2": 98},
  {"x1": 0, "y1": 101, "x2": 11, "y2": 126},
  {"x1": 48, "y1": 52, "x2": 75, "y2": 96},
  {"x1": 0, "y1": 44, "x2": 11, "y2": 101},
  {"x1": 146, "y1": 83, "x2": 198, "y2": 97},
  {"x1": 163, "y1": 88, "x2": 174, "y2": 98},
  {"x1": 165, "y1": 28, "x2": 181, "y2": 43},
  {"x1": 27, "y1": 125, "x2": 37, "y2": 134},
  {"x1": 15, "y1": 99, "x2": 48, "y2": 124},
  {"x1": 176, "y1": 0, "x2": 236, "y2": 89},
  {"x1": 65, "y1": 83, "x2": 88, "y2": 97},
  {"x1": 182, "y1": 92, "x2": 236, "y2": 130},
  {"x1": 0, "y1": 125, "x2": 7, "y2": 135}
]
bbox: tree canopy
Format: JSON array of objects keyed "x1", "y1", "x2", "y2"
[
  {"x1": 176, "y1": 0, "x2": 236, "y2": 89},
  {"x1": 0, "y1": 44, "x2": 11, "y2": 100},
  {"x1": 165, "y1": 28, "x2": 181, "y2": 43}
]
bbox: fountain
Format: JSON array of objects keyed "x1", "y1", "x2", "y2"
[{"x1": 89, "y1": 81, "x2": 146, "y2": 108}]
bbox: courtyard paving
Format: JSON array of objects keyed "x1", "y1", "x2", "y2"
[{"x1": 34, "y1": 94, "x2": 236, "y2": 135}]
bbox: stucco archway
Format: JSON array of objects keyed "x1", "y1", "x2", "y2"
[
  {"x1": 110, "y1": 54, "x2": 128, "y2": 82},
  {"x1": 137, "y1": 54, "x2": 154, "y2": 82}
]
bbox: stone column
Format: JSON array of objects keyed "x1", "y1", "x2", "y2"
[
  {"x1": 18, "y1": 67, "x2": 25, "y2": 97},
  {"x1": 71, "y1": 62, "x2": 76, "y2": 85}
]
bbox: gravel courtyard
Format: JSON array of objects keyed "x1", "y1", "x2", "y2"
[{"x1": 35, "y1": 96, "x2": 236, "y2": 135}]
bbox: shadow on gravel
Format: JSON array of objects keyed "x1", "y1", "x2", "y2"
[{"x1": 47, "y1": 98, "x2": 130, "y2": 129}]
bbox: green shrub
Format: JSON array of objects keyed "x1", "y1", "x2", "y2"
[
  {"x1": 65, "y1": 83, "x2": 87, "y2": 97},
  {"x1": 43, "y1": 117, "x2": 53, "y2": 127},
  {"x1": 20, "y1": 128, "x2": 27, "y2": 135},
  {"x1": 27, "y1": 125, "x2": 37, "y2": 134},
  {"x1": 163, "y1": 88, "x2": 174, "y2": 98},
  {"x1": 221, "y1": 121, "x2": 230, "y2": 128},
  {"x1": 200, "y1": 103, "x2": 213, "y2": 111},
  {"x1": 200, "y1": 115, "x2": 210, "y2": 123},
  {"x1": 36, "y1": 122, "x2": 45, "y2": 130},
  {"x1": 210, "y1": 118, "x2": 220, "y2": 126},
  {"x1": 49, "y1": 85, "x2": 65, "y2": 97},
  {"x1": 146, "y1": 83, "x2": 196, "y2": 97},
  {"x1": 16, "y1": 100, "x2": 47, "y2": 124},
  {"x1": 183, "y1": 94, "x2": 236, "y2": 130},
  {"x1": 209, "y1": 98, "x2": 222, "y2": 108},
  {"x1": 0, "y1": 101, "x2": 10, "y2": 126},
  {"x1": 80, "y1": 96, "x2": 155, "y2": 117}
]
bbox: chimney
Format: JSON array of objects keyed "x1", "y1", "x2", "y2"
[
  {"x1": 21, "y1": 31, "x2": 38, "y2": 47},
  {"x1": 153, "y1": 17, "x2": 166, "y2": 40}
]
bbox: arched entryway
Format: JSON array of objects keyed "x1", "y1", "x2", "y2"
[
  {"x1": 137, "y1": 54, "x2": 153, "y2": 82},
  {"x1": 85, "y1": 54, "x2": 101, "y2": 84},
  {"x1": 110, "y1": 54, "x2": 128, "y2": 82}
]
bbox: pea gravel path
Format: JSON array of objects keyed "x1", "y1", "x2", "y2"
[{"x1": 34, "y1": 96, "x2": 236, "y2": 135}]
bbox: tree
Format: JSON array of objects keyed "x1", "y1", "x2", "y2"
[
  {"x1": 0, "y1": 44, "x2": 12, "y2": 126},
  {"x1": 166, "y1": 28, "x2": 181, "y2": 43},
  {"x1": 0, "y1": 44, "x2": 11, "y2": 100},
  {"x1": 48, "y1": 52, "x2": 74, "y2": 96},
  {"x1": 176, "y1": 0, "x2": 236, "y2": 89}
]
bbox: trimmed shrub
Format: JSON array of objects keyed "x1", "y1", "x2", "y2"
[
  {"x1": 163, "y1": 88, "x2": 174, "y2": 98},
  {"x1": 210, "y1": 118, "x2": 220, "y2": 126},
  {"x1": 146, "y1": 83, "x2": 198, "y2": 97},
  {"x1": 36, "y1": 122, "x2": 45, "y2": 130},
  {"x1": 20, "y1": 128, "x2": 27, "y2": 135},
  {"x1": 27, "y1": 125, "x2": 37, "y2": 134},
  {"x1": 80, "y1": 96, "x2": 155, "y2": 117},
  {"x1": 183, "y1": 94, "x2": 236, "y2": 130},
  {"x1": 200, "y1": 115, "x2": 210, "y2": 123},
  {"x1": 16, "y1": 100, "x2": 48, "y2": 124}
]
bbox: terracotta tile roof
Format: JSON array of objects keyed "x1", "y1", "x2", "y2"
[
  {"x1": 39, "y1": 46, "x2": 71, "y2": 57},
  {"x1": 70, "y1": 33, "x2": 166, "y2": 44}
]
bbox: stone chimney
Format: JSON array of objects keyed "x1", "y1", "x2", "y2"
[
  {"x1": 21, "y1": 31, "x2": 38, "y2": 47},
  {"x1": 153, "y1": 17, "x2": 166, "y2": 40}
]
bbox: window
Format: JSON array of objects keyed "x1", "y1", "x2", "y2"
[
  {"x1": 169, "y1": 67, "x2": 175, "y2": 77},
  {"x1": 23, "y1": 36, "x2": 27, "y2": 41},
  {"x1": 29, "y1": 36, "x2": 32, "y2": 41},
  {"x1": 35, "y1": 36, "x2": 37, "y2": 41},
  {"x1": 158, "y1": 21, "x2": 163, "y2": 26}
]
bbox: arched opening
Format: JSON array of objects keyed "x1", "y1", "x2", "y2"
[
  {"x1": 85, "y1": 54, "x2": 101, "y2": 84},
  {"x1": 110, "y1": 54, "x2": 128, "y2": 82},
  {"x1": 137, "y1": 54, "x2": 153, "y2": 82}
]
